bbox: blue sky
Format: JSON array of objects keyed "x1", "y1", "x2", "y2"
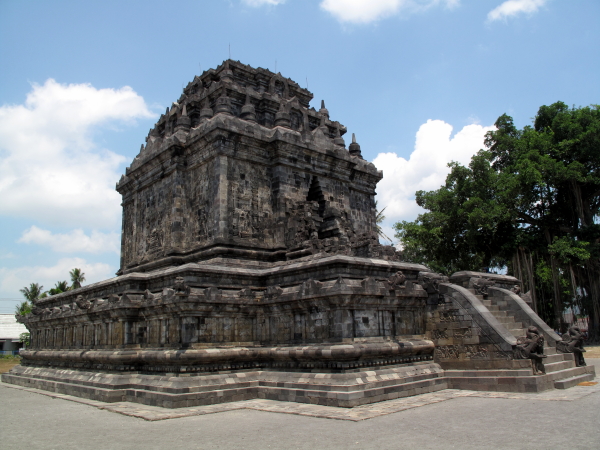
[{"x1": 1, "y1": 0, "x2": 599, "y2": 311}]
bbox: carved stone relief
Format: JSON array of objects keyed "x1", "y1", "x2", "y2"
[
  {"x1": 435, "y1": 345, "x2": 460, "y2": 359},
  {"x1": 439, "y1": 310, "x2": 459, "y2": 323},
  {"x1": 464, "y1": 345, "x2": 488, "y2": 359},
  {"x1": 453, "y1": 328, "x2": 472, "y2": 339},
  {"x1": 556, "y1": 326, "x2": 587, "y2": 367},
  {"x1": 387, "y1": 271, "x2": 406, "y2": 290},
  {"x1": 418, "y1": 272, "x2": 449, "y2": 294},
  {"x1": 238, "y1": 288, "x2": 255, "y2": 300},
  {"x1": 432, "y1": 328, "x2": 448, "y2": 339},
  {"x1": 174, "y1": 277, "x2": 191, "y2": 295},
  {"x1": 470, "y1": 276, "x2": 495, "y2": 297},
  {"x1": 75, "y1": 295, "x2": 91, "y2": 310},
  {"x1": 264, "y1": 285, "x2": 283, "y2": 300},
  {"x1": 514, "y1": 326, "x2": 546, "y2": 374}
]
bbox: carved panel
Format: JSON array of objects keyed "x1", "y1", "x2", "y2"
[
  {"x1": 435, "y1": 345, "x2": 460, "y2": 359},
  {"x1": 439, "y1": 309, "x2": 459, "y2": 322},
  {"x1": 453, "y1": 328, "x2": 472, "y2": 339},
  {"x1": 432, "y1": 328, "x2": 448, "y2": 339}
]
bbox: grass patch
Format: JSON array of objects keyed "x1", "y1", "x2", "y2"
[
  {"x1": 0, "y1": 355, "x2": 21, "y2": 374},
  {"x1": 585, "y1": 345, "x2": 600, "y2": 359}
]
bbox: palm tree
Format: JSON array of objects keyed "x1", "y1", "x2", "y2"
[
  {"x1": 375, "y1": 201, "x2": 393, "y2": 244},
  {"x1": 69, "y1": 268, "x2": 86, "y2": 290},
  {"x1": 15, "y1": 300, "x2": 32, "y2": 316},
  {"x1": 48, "y1": 280, "x2": 69, "y2": 296},
  {"x1": 19, "y1": 283, "x2": 44, "y2": 302}
]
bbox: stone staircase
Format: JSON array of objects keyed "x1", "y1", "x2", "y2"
[
  {"x1": 444, "y1": 291, "x2": 595, "y2": 392},
  {"x1": 473, "y1": 292, "x2": 594, "y2": 389}
]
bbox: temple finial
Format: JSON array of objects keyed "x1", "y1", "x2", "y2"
[
  {"x1": 241, "y1": 94, "x2": 257, "y2": 122},
  {"x1": 334, "y1": 127, "x2": 345, "y2": 147},
  {"x1": 319, "y1": 100, "x2": 329, "y2": 119},
  {"x1": 349, "y1": 133, "x2": 363, "y2": 159}
]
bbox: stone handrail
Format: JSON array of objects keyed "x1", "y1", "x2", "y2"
[
  {"x1": 488, "y1": 286, "x2": 561, "y2": 346},
  {"x1": 441, "y1": 283, "x2": 517, "y2": 352}
]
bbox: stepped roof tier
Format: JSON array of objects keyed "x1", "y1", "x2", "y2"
[{"x1": 116, "y1": 60, "x2": 397, "y2": 275}]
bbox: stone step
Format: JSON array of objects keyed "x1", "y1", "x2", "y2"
[
  {"x1": 544, "y1": 365, "x2": 595, "y2": 383},
  {"x1": 445, "y1": 364, "x2": 595, "y2": 393},
  {"x1": 554, "y1": 373, "x2": 595, "y2": 389},
  {"x1": 491, "y1": 300, "x2": 509, "y2": 308},
  {"x1": 492, "y1": 317, "x2": 519, "y2": 325},
  {"x1": 542, "y1": 353, "x2": 567, "y2": 364},
  {"x1": 2, "y1": 368, "x2": 450, "y2": 409},
  {"x1": 544, "y1": 346, "x2": 560, "y2": 356},
  {"x1": 543, "y1": 360, "x2": 576, "y2": 374},
  {"x1": 444, "y1": 369, "x2": 533, "y2": 378}
]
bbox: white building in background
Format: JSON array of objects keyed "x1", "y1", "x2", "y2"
[{"x1": 0, "y1": 314, "x2": 27, "y2": 353}]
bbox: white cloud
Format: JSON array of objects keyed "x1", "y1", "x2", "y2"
[
  {"x1": 18, "y1": 226, "x2": 120, "y2": 255},
  {"x1": 487, "y1": 0, "x2": 547, "y2": 22},
  {"x1": 373, "y1": 119, "x2": 495, "y2": 232},
  {"x1": 242, "y1": 0, "x2": 286, "y2": 6},
  {"x1": 0, "y1": 257, "x2": 114, "y2": 298},
  {"x1": 0, "y1": 79, "x2": 154, "y2": 229},
  {"x1": 320, "y1": 0, "x2": 459, "y2": 24}
]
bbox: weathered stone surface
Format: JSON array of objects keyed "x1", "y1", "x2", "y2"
[
  {"x1": 115, "y1": 60, "x2": 399, "y2": 274},
  {"x1": 11, "y1": 61, "x2": 424, "y2": 382}
]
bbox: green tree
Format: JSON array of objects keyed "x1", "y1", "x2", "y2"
[
  {"x1": 395, "y1": 102, "x2": 600, "y2": 333},
  {"x1": 19, "y1": 332, "x2": 30, "y2": 347},
  {"x1": 394, "y1": 153, "x2": 514, "y2": 275},
  {"x1": 15, "y1": 301, "x2": 32, "y2": 316},
  {"x1": 19, "y1": 283, "x2": 44, "y2": 302},
  {"x1": 69, "y1": 268, "x2": 85, "y2": 290},
  {"x1": 16, "y1": 282, "x2": 43, "y2": 316},
  {"x1": 47, "y1": 280, "x2": 69, "y2": 296}
]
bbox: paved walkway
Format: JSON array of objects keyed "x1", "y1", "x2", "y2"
[{"x1": 1, "y1": 359, "x2": 599, "y2": 450}]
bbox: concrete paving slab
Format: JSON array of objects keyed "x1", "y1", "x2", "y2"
[{"x1": 1, "y1": 359, "x2": 599, "y2": 450}]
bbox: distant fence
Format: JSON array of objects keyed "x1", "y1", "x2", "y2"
[{"x1": 0, "y1": 350, "x2": 20, "y2": 356}]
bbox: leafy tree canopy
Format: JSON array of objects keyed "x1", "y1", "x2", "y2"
[
  {"x1": 395, "y1": 102, "x2": 600, "y2": 331},
  {"x1": 19, "y1": 283, "x2": 44, "y2": 302},
  {"x1": 69, "y1": 268, "x2": 85, "y2": 290},
  {"x1": 47, "y1": 280, "x2": 70, "y2": 296}
]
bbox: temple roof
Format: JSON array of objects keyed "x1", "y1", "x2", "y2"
[{"x1": 143, "y1": 60, "x2": 350, "y2": 151}]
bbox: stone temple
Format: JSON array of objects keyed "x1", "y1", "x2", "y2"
[{"x1": 4, "y1": 61, "x2": 594, "y2": 408}]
